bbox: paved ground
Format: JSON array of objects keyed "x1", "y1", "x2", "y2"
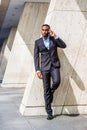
[{"x1": 0, "y1": 86, "x2": 87, "y2": 130}]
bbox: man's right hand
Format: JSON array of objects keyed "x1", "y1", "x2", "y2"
[{"x1": 37, "y1": 72, "x2": 43, "y2": 79}]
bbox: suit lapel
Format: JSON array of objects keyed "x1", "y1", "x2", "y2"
[
  {"x1": 39, "y1": 37, "x2": 49, "y2": 50},
  {"x1": 49, "y1": 36, "x2": 53, "y2": 50},
  {"x1": 39, "y1": 37, "x2": 53, "y2": 50}
]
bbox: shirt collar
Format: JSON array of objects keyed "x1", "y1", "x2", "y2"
[{"x1": 43, "y1": 35, "x2": 50, "y2": 41}]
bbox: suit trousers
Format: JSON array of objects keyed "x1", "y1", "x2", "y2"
[{"x1": 42, "y1": 66, "x2": 61, "y2": 115}]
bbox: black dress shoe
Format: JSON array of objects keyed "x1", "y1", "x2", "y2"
[{"x1": 47, "y1": 114, "x2": 53, "y2": 120}]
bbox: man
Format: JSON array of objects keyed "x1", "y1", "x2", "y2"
[{"x1": 34, "y1": 24, "x2": 66, "y2": 120}]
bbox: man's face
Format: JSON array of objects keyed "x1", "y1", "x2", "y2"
[{"x1": 41, "y1": 26, "x2": 50, "y2": 38}]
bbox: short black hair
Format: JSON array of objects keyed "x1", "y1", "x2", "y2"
[{"x1": 42, "y1": 24, "x2": 50, "y2": 29}]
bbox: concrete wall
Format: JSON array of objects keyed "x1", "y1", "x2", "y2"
[
  {"x1": 44, "y1": 0, "x2": 87, "y2": 114},
  {"x1": 2, "y1": 2, "x2": 49, "y2": 87},
  {"x1": 0, "y1": 28, "x2": 16, "y2": 81}
]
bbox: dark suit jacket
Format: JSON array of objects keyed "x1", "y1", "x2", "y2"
[{"x1": 34, "y1": 36, "x2": 66, "y2": 72}]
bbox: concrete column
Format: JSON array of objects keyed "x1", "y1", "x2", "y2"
[
  {"x1": 2, "y1": 2, "x2": 49, "y2": 88},
  {"x1": 0, "y1": 28, "x2": 16, "y2": 82},
  {"x1": 0, "y1": 39, "x2": 7, "y2": 83},
  {"x1": 45, "y1": 0, "x2": 87, "y2": 115},
  {"x1": 20, "y1": 0, "x2": 87, "y2": 115}
]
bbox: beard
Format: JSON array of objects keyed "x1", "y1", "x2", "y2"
[{"x1": 42, "y1": 33, "x2": 49, "y2": 38}]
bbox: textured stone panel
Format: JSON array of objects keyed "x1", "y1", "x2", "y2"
[
  {"x1": 0, "y1": 28, "x2": 16, "y2": 81},
  {"x1": 2, "y1": 31, "x2": 34, "y2": 87},
  {"x1": 2, "y1": 2, "x2": 49, "y2": 87},
  {"x1": 18, "y1": 2, "x2": 49, "y2": 45},
  {"x1": 64, "y1": 25, "x2": 87, "y2": 106},
  {"x1": 41, "y1": 0, "x2": 87, "y2": 115},
  {"x1": 62, "y1": 106, "x2": 87, "y2": 115},
  {"x1": 47, "y1": 0, "x2": 87, "y2": 14}
]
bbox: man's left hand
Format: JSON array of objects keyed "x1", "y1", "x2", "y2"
[{"x1": 49, "y1": 30, "x2": 57, "y2": 38}]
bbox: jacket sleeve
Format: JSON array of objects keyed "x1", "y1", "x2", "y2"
[
  {"x1": 34, "y1": 40, "x2": 40, "y2": 72},
  {"x1": 55, "y1": 37, "x2": 66, "y2": 48}
]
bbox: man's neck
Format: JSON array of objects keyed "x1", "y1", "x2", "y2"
[{"x1": 43, "y1": 35, "x2": 49, "y2": 40}]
